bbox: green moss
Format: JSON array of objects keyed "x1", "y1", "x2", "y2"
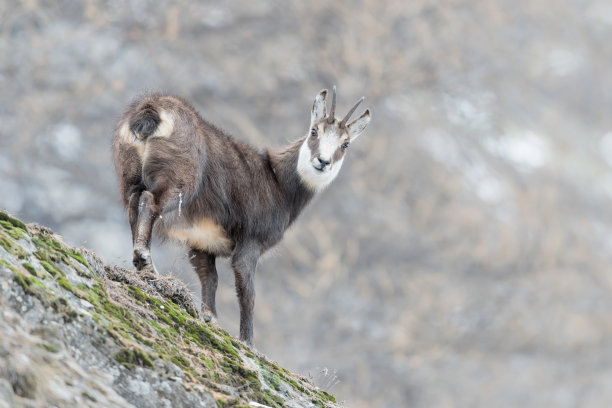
[
  {"x1": 57, "y1": 276, "x2": 75, "y2": 292},
  {"x1": 14, "y1": 270, "x2": 34, "y2": 290},
  {"x1": 1, "y1": 220, "x2": 27, "y2": 240},
  {"x1": 155, "y1": 325, "x2": 178, "y2": 340},
  {"x1": 319, "y1": 391, "x2": 336, "y2": 403},
  {"x1": 0, "y1": 259, "x2": 17, "y2": 273},
  {"x1": 164, "y1": 304, "x2": 187, "y2": 325},
  {"x1": 30, "y1": 278, "x2": 46, "y2": 290},
  {"x1": 254, "y1": 389, "x2": 285, "y2": 408},
  {"x1": 0, "y1": 212, "x2": 27, "y2": 231},
  {"x1": 102, "y1": 298, "x2": 124, "y2": 318},
  {"x1": 66, "y1": 248, "x2": 88, "y2": 267},
  {"x1": 39, "y1": 260, "x2": 63, "y2": 277},
  {"x1": 49, "y1": 237, "x2": 62, "y2": 250},
  {"x1": 171, "y1": 354, "x2": 191, "y2": 369},
  {"x1": 128, "y1": 286, "x2": 191, "y2": 326},
  {"x1": 201, "y1": 356, "x2": 215, "y2": 371},
  {"x1": 116, "y1": 347, "x2": 154, "y2": 368},
  {"x1": 39, "y1": 342, "x2": 60, "y2": 353},
  {"x1": 216, "y1": 398, "x2": 243, "y2": 408},
  {"x1": 153, "y1": 308, "x2": 173, "y2": 325},
  {"x1": 261, "y1": 368, "x2": 282, "y2": 392},
  {"x1": 84, "y1": 284, "x2": 157, "y2": 345},
  {"x1": 185, "y1": 324, "x2": 240, "y2": 359},
  {"x1": 128, "y1": 285, "x2": 147, "y2": 302},
  {"x1": 282, "y1": 374, "x2": 306, "y2": 393},
  {"x1": 82, "y1": 284, "x2": 106, "y2": 305},
  {"x1": 22, "y1": 263, "x2": 38, "y2": 278},
  {"x1": 221, "y1": 357, "x2": 260, "y2": 388},
  {"x1": 8, "y1": 266, "x2": 47, "y2": 300},
  {"x1": 34, "y1": 248, "x2": 51, "y2": 262},
  {"x1": 32, "y1": 234, "x2": 76, "y2": 266},
  {"x1": 0, "y1": 236, "x2": 14, "y2": 252}
]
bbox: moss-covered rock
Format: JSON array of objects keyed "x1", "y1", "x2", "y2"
[{"x1": 0, "y1": 211, "x2": 340, "y2": 408}]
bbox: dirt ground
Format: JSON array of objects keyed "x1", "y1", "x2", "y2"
[{"x1": 2, "y1": 1, "x2": 612, "y2": 406}]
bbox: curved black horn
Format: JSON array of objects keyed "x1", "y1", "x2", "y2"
[
  {"x1": 339, "y1": 96, "x2": 365, "y2": 128},
  {"x1": 327, "y1": 85, "x2": 337, "y2": 124}
]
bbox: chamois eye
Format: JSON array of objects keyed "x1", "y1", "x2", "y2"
[
  {"x1": 341, "y1": 141, "x2": 350, "y2": 150},
  {"x1": 310, "y1": 128, "x2": 317, "y2": 138}
]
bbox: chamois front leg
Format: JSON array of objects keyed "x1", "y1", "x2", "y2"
[
  {"x1": 231, "y1": 244, "x2": 261, "y2": 345},
  {"x1": 189, "y1": 248, "x2": 218, "y2": 318}
]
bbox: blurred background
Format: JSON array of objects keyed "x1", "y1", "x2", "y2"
[{"x1": 2, "y1": 0, "x2": 612, "y2": 406}]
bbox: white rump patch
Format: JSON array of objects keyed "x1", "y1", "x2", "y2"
[
  {"x1": 151, "y1": 110, "x2": 175, "y2": 138},
  {"x1": 119, "y1": 121, "x2": 146, "y2": 156}
]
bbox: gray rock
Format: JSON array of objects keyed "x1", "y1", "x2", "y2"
[{"x1": 0, "y1": 214, "x2": 339, "y2": 408}]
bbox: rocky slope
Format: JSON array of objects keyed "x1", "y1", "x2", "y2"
[{"x1": 0, "y1": 210, "x2": 339, "y2": 408}]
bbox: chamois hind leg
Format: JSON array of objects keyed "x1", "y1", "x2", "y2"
[
  {"x1": 188, "y1": 248, "x2": 218, "y2": 318},
  {"x1": 231, "y1": 243, "x2": 261, "y2": 345},
  {"x1": 127, "y1": 190, "x2": 143, "y2": 245},
  {"x1": 131, "y1": 184, "x2": 185, "y2": 273},
  {"x1": 132, "y1": 190, "x2": 158, "y2": 273}
]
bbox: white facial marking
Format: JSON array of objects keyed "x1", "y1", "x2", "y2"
[
  {"x1": 297, "y1": 134, "x2": 344, "y2": 191},
  {"x1": 318, "y1": 128, "x2": 339, "y2": 162}
]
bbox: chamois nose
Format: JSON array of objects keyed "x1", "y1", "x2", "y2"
[{"x1": 317, "y1": 157, "x2": 331, "y2": 167}]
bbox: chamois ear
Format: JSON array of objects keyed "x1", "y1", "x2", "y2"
[
  {"x1": 311, "y1": 89, "x2": 328, "y2": 123},
  {"x1": 347, "y1": 108, "x2": 371, "y2": 141}
]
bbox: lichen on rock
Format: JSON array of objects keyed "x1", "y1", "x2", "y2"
[{"x1": 0, "y1": 210, "x2": 340, "y2": 408}]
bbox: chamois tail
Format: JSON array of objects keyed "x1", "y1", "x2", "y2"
[{"x1": 129, "y1": 103, "x2": 161, "y2": 140}]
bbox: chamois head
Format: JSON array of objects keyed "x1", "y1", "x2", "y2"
[{"x1": 298, "y1": 86, "x2": 371, "y2": 191}]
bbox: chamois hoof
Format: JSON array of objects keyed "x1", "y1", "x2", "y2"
[
  {"x1": 200, "y1": 306, "x2": 215, "y2": 323},
  {"x1": 133, "y1": 248, "x2": 156, "y2": 273}
]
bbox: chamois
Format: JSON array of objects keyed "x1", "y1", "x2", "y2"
[{"x1": 112, "y1": 87, "x2": 371, "y2": 345}]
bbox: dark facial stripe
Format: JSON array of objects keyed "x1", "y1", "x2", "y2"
[{"x1": 307, "y1": 133, "x2": 320, "y2": 158}]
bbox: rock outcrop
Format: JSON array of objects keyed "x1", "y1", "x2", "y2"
[{"x1": 0, "y1": 211, "x2": 339, "y2": 408}]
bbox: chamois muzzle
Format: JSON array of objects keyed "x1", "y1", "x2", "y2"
[{"x1": 314, "y1": 156, "x2": 331, "y2": 171}]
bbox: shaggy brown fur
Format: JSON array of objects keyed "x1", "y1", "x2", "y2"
[{"x1": 112, "y1": 90, "x2": 370, "y2": 345}]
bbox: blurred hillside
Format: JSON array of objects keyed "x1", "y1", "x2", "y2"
[{"x1": 2, "y1": 1, "x2": 612, "y2": 407}]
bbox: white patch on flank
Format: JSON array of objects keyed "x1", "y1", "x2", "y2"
[
  {"x1": 151, "y1": 110, "x2": 174, "y2": 138},
  {"x1": 167, "y1": 217, "x2": 233, "y2": 255},
  {"x1": 297, "y1": 136, "x2": 343, "y2": 191}
]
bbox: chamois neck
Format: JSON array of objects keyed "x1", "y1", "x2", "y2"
[{"x1": 268, "y1": 137, "x2": 315, "y2": 224}]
